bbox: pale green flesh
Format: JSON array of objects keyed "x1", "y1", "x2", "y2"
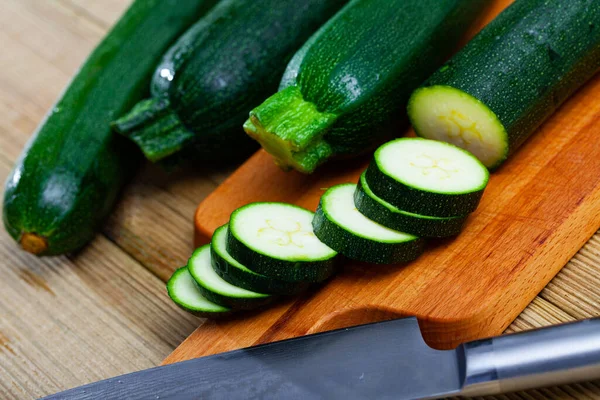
[
  {"x1": 213, "y1": 225, "x2": 255, "y2": 274},
  {"x1": 323, "y1": 184, "x2": 417, "y2": 243},
  {"x1": 230, "y1": 202, "x2": 337, "y2": 262},
  {"x1": 168, "y1": 268, "x2": 229, "y2": 312},
  {"x1": 190, "y1": 245, "x2": 269, "y2": 299},
  {"x1": 375, "y1": 137, "x2": 489, "y2": 194},
  {"x1": 409, "y1": 86, "x2": 508, "y2": 168}
]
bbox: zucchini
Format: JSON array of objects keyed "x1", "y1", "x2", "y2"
[
  {"x1": 167, "y1": 267, "x2": 231, "y2": 318},
  {"x1": 3, "y1": 0, "x2": 216, "y2": 255},
  {"x1": 227, "y1": 202, "x2": 338, "y2": 282},
  {"x1": 188, "y1": 245, "x2": 273, "y2": 310},
  {"x1": 211, "y1": 225, "x2": 309, "y2": 295},
  {"x1": 243, "y1": 0, "x2": 489, "y2": 173},
  {"x1": 408, "y1": 0, "x2": 600, "y2": 169},
  {"x1": 365, "y1": 138, "x2": 488, "y2": 217},
  {"x1": 354, "y1": 172, "x2": 468, "y2": 238},
  {"x1": 114, "y1": 0, "x2": 349, "y2": 164},
  {"x1": 313, "y1": 184, "x2": 425, "y2": 264}
]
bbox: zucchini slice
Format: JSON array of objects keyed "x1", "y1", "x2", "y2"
[
  {"x1": 365, "y1": 138, "x2": 488, "y2": 217},
  {"x1": 313, "y1": 184, "x2": 425, "y2": 264},
  {"x1": 211, "y1": 225, "x2": 309, "y2": 295},
  {"x1": 408, "y1": 0, "x2": 600, "y2": 169},
  {"x1": 188, "y1": 245, "x2": 272, "y2": 310},
  {"x1": 228, "y1": 202, "x2": 338, "y2": 282},
  {"x1": 166, "y1": 267, "x2": 231, "y2": 318},
  {"x1": 354, "y1": 172, "x2": 468, "y2": 238}
]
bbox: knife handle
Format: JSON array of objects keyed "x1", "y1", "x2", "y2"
[{"x1": 459, "y1": 318, "x2": 600, "y2": 397}]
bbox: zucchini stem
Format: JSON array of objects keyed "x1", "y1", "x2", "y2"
[
  {"x1": 243, "y1": 86, "x2": 338, "y2": 173},
  {"x1": 20, "y1": 233, "x2": 48, "y2": 255},
  {"x1": 113, "y1": 97, "x2": 195, "y2": 162}
]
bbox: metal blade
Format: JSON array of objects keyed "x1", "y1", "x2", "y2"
[{"x1": 43, "y1": 317, "x2": 462, "y2": 400}]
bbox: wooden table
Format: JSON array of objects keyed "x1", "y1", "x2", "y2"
[{"x1": 0, "y1": 1, "x2": 599, "y2": 398}]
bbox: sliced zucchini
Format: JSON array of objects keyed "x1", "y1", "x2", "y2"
[
  {"x1": 188, "y1": 245, "x2": 272, "y2": 310},
  {"x1": 313, "y1": 184, "x2": 425, "y2": 264},
  {"x1": 166, "y1": 267, "x2": 231, "y2": 318},
  {"x1": 228, "y1": 202, "x2": 338, "y2": 282},
  {"x1": 211, "y1": 225, "x2": 309, "y2": 295},
  {"x1": 365, "y1": 138, "x2": 488, "y2": 217},
  {"x1": 354, "y1": 172, "x2": 468, "y2": 238}
]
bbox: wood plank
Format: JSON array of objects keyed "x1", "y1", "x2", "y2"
[
  {"x1": 0, "y1": 159, "x2": 202, "y2": 399},
  {"x1": 59, "y1": 0, "x2": 133, "y2": 28}
]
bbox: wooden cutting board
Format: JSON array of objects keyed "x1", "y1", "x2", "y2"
[{"x1": 164, "y1": 0, "x2": 600, "y2": 364}]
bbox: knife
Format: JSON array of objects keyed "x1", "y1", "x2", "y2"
[{"x1": 43, "y1": 317, "x2": 600, "y2": 400}]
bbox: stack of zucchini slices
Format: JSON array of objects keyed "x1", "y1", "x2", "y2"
[
  {"x1": 168, "y1": 203, "x2": 338, "y2": 317},
  {"x1": 313, "y1": 138, "x2": 489, "y2": 264},
  {"x1": 168, "y1": 137, "x2": 489, "y2": 318}
]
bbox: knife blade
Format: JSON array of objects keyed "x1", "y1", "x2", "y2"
[{"x1": 42, "y1": 317, "x2": 600, "y2": 400}]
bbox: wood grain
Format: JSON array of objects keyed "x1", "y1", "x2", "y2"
[{"x1": 0, "y1": 159, "x2": 201, "y2": 398}]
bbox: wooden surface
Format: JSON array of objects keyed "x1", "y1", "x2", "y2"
[{"x1": 0, "y1": 0, "x2": 599, "y2": 399}]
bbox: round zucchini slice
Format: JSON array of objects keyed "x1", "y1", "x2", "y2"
[
  {"x1": 211, "y1": 225, "x2": 309, "y2": 295},
  {"x1": 166, "y1": 267, "x2": 231, "y2": 318},
  {"x1": 354, "y1": 172, "x2": 468, "y2": 238},
  {"x1": 365, "y1": 137, "x2": 488, "y2": 217},
  {"x1": 228, "y1": 202, "x2": 338, "y2": 282},
  {"x1": 188, "y1": 245, "x2": 272, "y2": 310},
  {"x1": 313, "y1": 184, "x2": 425, "y2": 265}
]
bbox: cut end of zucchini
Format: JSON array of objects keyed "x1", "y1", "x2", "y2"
[
  {"x1": 167, "y1": 267, "x2": 230, "y2": 316},
  {"x1": 408, "y1": 85, "x2": 508, "y2": 169},
  {"x1": 20, "y1": 233, "x2": 48, "y2": 255},
  {"x1": 113, "y1": 97, "x2": 195, "y2": 163},
  {"x1": 230, "y1": 202, "x2": 337, "y2": 262},
  {"x1": 243, "y1": 86, "x2": 338, "y2": 173}
]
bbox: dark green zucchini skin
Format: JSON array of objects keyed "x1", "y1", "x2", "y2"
[
  {"x1": 3, "y1": 0, "x2": 217, "y2": 256},
  {"x1": 414, "y1": 0, "x2": 600, "y2": 167},
  {"x1": 354, "y1": 173, "x2": 468, "y2": 238},
  {"x1": 243, "y1": 0, "x2": 490, "y2": 173},
  {"x1": 312, "y1": 203, "x2": 425, "y2": 265},
  {"x1": 114, "y1": 0, "x2": 349, "y2": 163}
]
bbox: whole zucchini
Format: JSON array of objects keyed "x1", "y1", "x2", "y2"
[
  {"x1": 243, "y1": 0, "x2": 490, "y2": 173},
  {"x1": 408, "y1": 0, "x2": 600, "y2": 169},
  {"x1": 113, "y1": 0, "x2": 349, "y2": 164},
  {"x1": 3, "y1": 0, "x2": 217, "y2": 256}
]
